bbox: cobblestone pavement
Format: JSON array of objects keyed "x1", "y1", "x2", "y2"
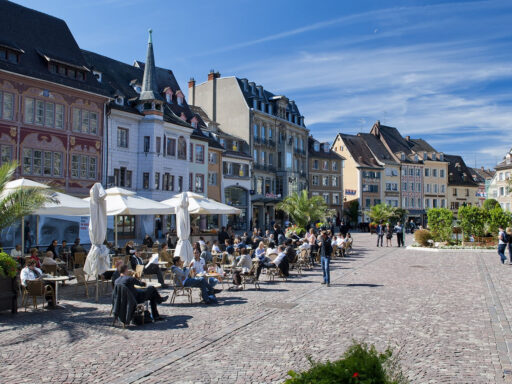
[{"x1": 1, "y1": 233, "x2": 511, "y2": 383}]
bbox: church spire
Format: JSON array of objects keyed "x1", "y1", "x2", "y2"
[{"x1": 140, "y1": 29, "x2": 162, "y2": 102}]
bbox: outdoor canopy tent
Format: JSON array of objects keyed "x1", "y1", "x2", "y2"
[
  {"x1": 85, "y1": 187, "x2": 174, "y2": 247},
  {"x1": 160, "y1": 191, "x2": 242, "y2": 215}
]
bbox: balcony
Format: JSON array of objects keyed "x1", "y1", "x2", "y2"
[{"x1": 267, "y1": 139, "x2": 276, "y2": 147}]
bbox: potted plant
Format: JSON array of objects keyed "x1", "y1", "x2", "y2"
[{"x1": 0, "y1": 252, "x2": 18, "y2": 313}]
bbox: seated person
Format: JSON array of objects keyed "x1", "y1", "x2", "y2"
[
  {"x1": 242, "y1": 232, "x2": 252, "y2": 247},
  {"x1": 285, "y1": 239, "x2": 296, "y2": 263},
  {"x1": 252, "y1": 228, "x2": 262, "y2": 244},
  {"x1": 264, "y1": 230, "x2": 271, "y2": 239},
  {"x1": 201, "y1": 242, "x2": 212, "y2": 263},
  {"x1": 125, "y1": 240, "x2": 136, "y2": 255},
  {"x1": 71, "y1": 238, "x2": 84, "y2": 257},
  {"x1": 115, "y1": 265, "x2": 167, "y2": 321},
  {"x1": 277, "y1": 233, "x2": 286, "y2": 245},
  {"x1": 46, "y1": 239, "x2": 58, "y2": 258},
  {"x1": 130, "y1": 250, "x2": 168, "y2": 288},
  {"x1": 266, "y1": 241, "x2": 278, "y2": 257},
  {"x1": 198, "y1": 237, "x2": 206, "y2": 247},
  {"x1": 254, "y1": 241, "x2": 266, "y2": 259},
  {"x1": 273, "y1": 245, "x2": 290, "y2": 277},
  {"x1": 237, "y1": 248, "x2": 252, "y2": 271},
  {"x1": 235, "y1": 237, "x2": 247, "y2": 250},
  {"x1": 29, "y1": 248, "x2": 42, "y2": 269},
  {"x1": 170, "y1": 257, "x2": 219, "y2": 304},
  {"x1": 225, "y1": 240, "x2": 234, "y2": 257},
  {"x1": 42, "y1": 251, "x2": 68, "y2": 275},
  {"x1": 21, "y1": 259, "x2": 54, "y2": 306},
  {"x1": 298, "y1": 240, "x2": 310, "y2": 251},
  {"x1": 58, "y1": 240, "x2": 70, "y2": 261},
  {"x1": 255, "y1": 244, "x2": 276, "y2": 280},
  {"x1": 189, "y1": 249, "x2": 206, "y2": 275},
  {"x1": 211, "y1": 240, "x2": 222, "y2": 254},
  {"x1": 110, "y1": 260, "x2": 124, "y2": 287},
  {"x1": 142, "y1": 234, "x2": 154, "y2": 248},
  {"x1": 10, "y1": 244, "x2": 23, "y2": 266}
]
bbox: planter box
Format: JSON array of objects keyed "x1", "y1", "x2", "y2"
[{"x1": 0, "y1": 276, "x2": 18, "y2": 313}]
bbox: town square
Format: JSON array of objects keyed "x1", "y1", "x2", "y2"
[{"x1": 0, "y1": 1, "x2": 512, "y2": 383}]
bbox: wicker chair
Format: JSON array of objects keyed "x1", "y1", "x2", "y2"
[
  {"x1": 73, "y1": 268, "x2": 93, "y2": 298},
  {"x1": 240, "y1": 262, "x2": 260, "y2": 290},
  {"x1": 22, "y1": 280, "x2": 54, "y2": 311},
  {"x1": 134, "y1": 265, "x2": 144, "y2": 280},
  {"x1": 169, "y1": 271, "x2": 193, "y2": 304},
  {"x1": 42, "y1": 264, "x2": 57, "y2": 276}
]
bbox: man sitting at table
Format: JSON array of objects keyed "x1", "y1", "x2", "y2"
[
  {"x1": 58, "y1": 240, "x2": 70, "y2": 260},
  {"x1": 115, "y1": 265, "x2": 167, "y2": 321},
  {"x1": 254, "y1": 243, "x2": 276, "y2": 280},
  {"x1": 71, "y1": 238, "x2": 85, "y2": 257},
  {"x1": 273, "y1": 245, "x2": 290, "y2": 277},
  {"x1": 42, "y1": 251, "x2": 68, "y2": 276},
  {"x1": 46, "y1": 239, "x2": 58, "y2": 258},
  {"x1": 10, "y1": 244, "x2": 23, "y2": 266},
  {"x1": 171, "y1": 256, "x2": 219, "y2": 304},
  {"x1": 211, "y1": 240, "x2": 222, "y2": 254},
  {"x1": 130, "y1": 250, "x2": 168, "y2": 288},
  {"x1": 111, "y1": 259, "x2": 124, "y2": 287},
  {"x1": 142, "y1": 234, "x2": 154, "y2": 248},
  {"x1": 21, "y1": 259, "x2": 55, "y2": 307},
  {"x1": 190, "y1": 249, "x2": 219, "y2": 288},
  {"x1": 284, "y1": 239, "x2": 297, "y2": 263}
]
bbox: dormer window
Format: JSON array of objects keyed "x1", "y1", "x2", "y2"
[
  {"x1": 93, "y1": 71, "x2": 102, "y2": 83},
  {"x1": 423, "y1": 152, "x2": 427, "y2": 160},
  {"x1": 414, "y1": 154, "x2": 418, "y2": 162},
  {"x1": 115, "y1": 96, "x2": 124, "y2": 106},
  {"x1": 401, "y1": 153, "x2": 406, "y2": 161},
  {"x1": 0, "y1": 45, "x2": 23, "y2": 64},
  {"x1": 313, "y1": 142, "x2": 320, "y2": 152},
  {"x1": 177, "y1": 96, "x2": 183, "y2": 106},
  {"x1": 166, "y1": 93, "x2": 171, "y2": 103},
  {"x1": 439, "y1": 153, "x2": 444, "y2": 161},
  {"x1": 133, "y1": 85, "x2": 141, "y2": 93}
]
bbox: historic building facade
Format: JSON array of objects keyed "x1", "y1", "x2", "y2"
[
  {"x1": 488, "y1": 150, "x2": 512, "y2": 211},
  {"x1": 308, "y1": 137, "x2": 344, "y2": 217},
  {"x1": 190, "y1": 73, "x2": 308, "y2": 228},
  {"x1": 445, "y1": 154, "x2": 479, "y2": 215}
]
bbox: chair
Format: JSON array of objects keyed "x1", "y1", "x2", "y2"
[
  {"x1": 74, "y1": 268, "x2": 93, "y2": 298},
  {"x1": 42, "y1": 264, "x2": 57, "y2": 276},
  {"x1": 134, "y1": 265, "x2": 144, "y2": 280},
  {"x1": 111, "y1": 256, "x2": 124, "y2": 268},
  {"x1": 22, "y1": 280, "x2": 54, "y2": 311},
  {"x1": 297, "y1": 249, "x2": 312, "y2": 270},
  {"x1": 169, "y1": 271, "x2": 193, "y2": 304},
  {"x1": 289, "y1": 252, "x2": 301, "y2": 275},
  {"x1": 241, "y1": 262, "x2": 260, "y2": 290},
  {"x1": 332, "y1": 244, "x2": 338, "y2": 259},
  {"x1": 74, "y1": 252, "x2": 86, "y2": 268}
]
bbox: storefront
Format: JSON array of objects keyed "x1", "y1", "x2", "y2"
[{"x1": 224, "y1": 186, "x2": 248, "y2": 230}]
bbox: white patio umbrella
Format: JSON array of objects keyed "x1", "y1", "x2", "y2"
[
  {"x1": 3, "y1": 178, "x2": 50, "y2": 254},
  {"x1": 161, "y1": 191, "x2": 242, "y2": 215},
  {"x1": 83, "y1": 183, "x2": 110, "y2": 302},
  {"x1": 174, "y1": 193, "x2": 193, "y2": 265},
  {"x1": 34, "y1": 191, "x2": 89, "y2": 216},
  {"x1": 85, "y1": 187, "x2": 174, "y2": 247}
]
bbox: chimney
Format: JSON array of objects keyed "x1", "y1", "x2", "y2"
[
  {"x1": 188, "y1": 77, "x2": 196, "y2": 106},
  {"x1": 376, "y1": 120, "x2": 380, "y2": 126},
  {"x1": 208, "y1": 70, "x2": 221, "y2": 81},
  {"x1": 207, "y1": 70, "x2": 221, "y2": 122}
]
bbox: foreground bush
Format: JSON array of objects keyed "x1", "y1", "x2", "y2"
[
  {"x1": 285, "y1": 342, "x2": 407, "y2": 384},
  {"x1": 414, "y1": 229, "x2": 433, "y2": 246},
  {"x1": 426, "y1": 208, "x2": 453, "y2": 242}
]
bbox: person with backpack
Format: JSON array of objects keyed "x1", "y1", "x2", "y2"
[{"x1": 498, "y1": 226, "x2": 507, "y2": 264}]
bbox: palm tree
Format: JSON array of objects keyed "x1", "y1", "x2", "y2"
[
  {"x1": 0, "y1": 162, "x2": 55, "y2": 231},
  {"x1": 276, "y1": 190, "x2": 332, "y2": 230}
]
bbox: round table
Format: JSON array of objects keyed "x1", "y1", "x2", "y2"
[{"x1": 42, "y1": 275, "x2": 70, "y2": 307}]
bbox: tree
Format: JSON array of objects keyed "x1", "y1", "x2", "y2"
[
  {"x1": 0, "y1": 162, "x2": 55, "y2": 231},
  {"x1": 390, "y1": 207, "x2": 409, "y2": 224},
  {"x1": 345, "y1": 200, "x2": 360, "y2": 227},
  {"x1": 276, "y1": 190, "x2": 331, "y2": 231},
  {"x1": 487, "y1": 205, "x2": 512, "y2": 235},
  {"x1": 458, "y1": 205, "x2": 487, "y2": 239},
  {"x1": 427, "y1": 208, "x2": 454, "y2": 242},
  {"x1": 367, "y1": 203, "x2": 393, "y2": 224},
  {"x1": 483, "y1": 199, "x2": 500, "y2": 211}
]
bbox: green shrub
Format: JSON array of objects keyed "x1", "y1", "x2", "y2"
[
  {"x1": 427, "y1": 208, "x2": 453, "y2": 242},
  {"x1": 487, "y1": 205, "x2": 512, "y2": 235},
  {"x1": 414, "y1": 229, "x2": 433, "y2": 246},
  {"x1": 285, "y1": 342, "x2": 407, "y2": 384},
  {"x1": 483, "y1": 198, "x2": 500, "y2": 211},
  {"x1": 458, "y1": 205, "x2": 487, "y2": 239},
  {"x1": 0, "y1": 252, "x2": 17, "y2": 278}
]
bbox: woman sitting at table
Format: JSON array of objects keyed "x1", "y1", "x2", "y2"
[
  {"x1": 29, "y1": 248, "x2": 42, "y2": 269},
  {"x1": 125, "y1": 241, "x2": 136, "y2": 255},
  {"x1": 254, "y1": 241, "x2": 266, "y2": 259}
]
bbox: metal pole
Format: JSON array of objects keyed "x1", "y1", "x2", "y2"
[
  {"x1": 114, "y1": 215, "x2": 118, "y2": 248},
  {"x1": 21, "y1": 218, "x2": 24, "y2": 255}
]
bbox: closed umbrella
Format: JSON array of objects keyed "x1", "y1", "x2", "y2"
[
  {"x1": 174, "y1": 193, "x2": 193, "y2": 265},
  {"x1": 83, "y1": 183, "x2": 110, "y2": 302}
]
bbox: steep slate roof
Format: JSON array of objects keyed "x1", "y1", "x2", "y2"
[
  {"x1": 374, "y1": 124, "x2": 412, "y2": 155},
  {"x1": 0, "y1": 0, "x2": 108, "y2": 96},
  {"x1": 469, "y1": 167, "x2": 495, "y2": 182},
  {"x1": 337, "y1": 133, "x2": 381, "y2": 168},
  {"x1": 358, "y1": 133, "x2": 398, "y2": 165},
  {"x1": 308, "y1": 137, "x2": 345, "y2": 160},
  {"x1": 408, "y1": 138, "x2": 437, "y2": 153},
  {"x1": 445, "y1": 154, "x2": 478, "y2": 187}
]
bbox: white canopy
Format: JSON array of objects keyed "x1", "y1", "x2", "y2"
[
  {"x1": 34, "y1": 191, "x2": 89, "y2": 216},
  {"x1": 4, "y1": 178, "x2": 50, "y2": 190},
  {"x1": 83, "y1": 183, "x2": 110, "y2": 302},
  {"x1": 174, "y1": 193, "x2": 193, "y2": 265},
  {"x1": 98, "y1": 187, "x2": 174, "y2": 216},
  {"x1": 161, "y1": 192, "x2": 242, "y2": 215}
]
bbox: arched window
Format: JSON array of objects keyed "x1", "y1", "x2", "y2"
[{"x1": 178, "y1": 136, "x2": 187, "y2": 160}]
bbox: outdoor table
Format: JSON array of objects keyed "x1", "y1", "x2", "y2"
[
  {"x1": 135, "y1": 282, "x2": 161, "y2": 289},
  {"x1": 43, "y1": 275, "x2": 70, "y2": 308},
  {"x1": 156, "y1": 261, "x2": 168, "y2": 268}
]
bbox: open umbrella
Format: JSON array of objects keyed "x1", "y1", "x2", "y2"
[
  {"x1": 161, "y1": 191, "x2": 241, "y2": 215},
  {"x1": 174, "y1": 193, "x2": 193, "y2": 265},
  {"x1": 83, "y1": 183, "x2": 110, "y2": 302}
]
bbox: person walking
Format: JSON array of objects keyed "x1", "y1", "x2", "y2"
[
  {"x1": 385, "y1": 223, "x2": 393, "y2": 247},
  {"x1": 376, "y1": 222, "x2": 384, "y2": 247},
  {"x1": 507, "y1": 227, "x2": 512, "y2": 264},
  {"x1": 498, "y1": 226, "x2": 507, "y2": 264},
  {"x1": 318, "y1": 231, "x2": 332, "y2": 286},
  {"x1": 394, "y1": 221, "x2": 404, "y2": 247}
]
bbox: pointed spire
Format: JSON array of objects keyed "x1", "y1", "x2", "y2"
[{"x1": 140, "y1": 28, "x2": 162, "y2": 102}]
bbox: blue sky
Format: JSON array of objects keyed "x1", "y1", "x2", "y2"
[{"x1": 13, "y1": 0, "x2": 512, "y2": 169}]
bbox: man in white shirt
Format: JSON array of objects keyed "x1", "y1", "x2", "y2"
[
  {"x1": 190, "y1": 250, "x2": 206, "y2": 274},
  {"x1": 211, "y1": 240, "x2": 222, "y2": 254},
  {"x1": 21, "y1": 259, "x2": 55, "y2": 306},
  {"x1": 10, "y1": 244, "x2": 22, "y2": 259},
  {"x1": 272, "y1": 245, "x2": 289, "y2": 277}
]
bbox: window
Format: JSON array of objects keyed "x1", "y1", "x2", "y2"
[
  {"x1": 72, "y1": 107, "x2": 98, "y2": 134},
  {"x1": 441, "y1": 199, "x2": 446, "y2": 208},
  {"x1": 189, "y1": 143, "x2": 194, "y2": 162},
  {"x1": 322, "y1": 176, "x2": 329, "y2": 186},
  {"x1": 23, "y1": 148, "x2": 62, "y2": 176},
  {"x1": 269, "y1": 153, "x2": 274, "y2": 166},
  {"x1": 409, "y1": 168, "x2": 414, "y2": 176},
  {"x1": 403, "y1": 182, "x2": 407, "y2": 191},
  {"x1": 178, "y1": 137, "x2": 187, "y2": 159},
  {"x1": 425, "y1": 168, "x2": 430, "y2": 177},
  {"x1": 261, "y1": 151, "x2": 265, "y2": 165},
  {"x1": 440, "y1": 169, "x2": 445, "y2": 178},
  {"x1": 143, "y1": 172, "x2": 149, "y2": 189},
  {"x1": 433, "y1": 169, "x2": 437, "y2": 177},
  {"x1": 24, "y1": 97, "x2": 63, "y2": 128},
  {"x1": 441, "y1": 185, "x2": 445, "y2": 193},
  {"x1": 453, "y1": 188, "x2": 458, "y2": 196},
  {"x1": 432, "y1": 198, "x2": 438, "y2": 208},
  {"x1": 426, "y1": 184, "x2": 431, "y2": 193},
  {"x1": 268, "y1": 128, "x2": 273, "y2": 140},
  {"x1": 261, "y1": 125, "x2": 266, "y2": 140},
  {"x1": 423, "y1": 152, "x2": 427, "y2": 160},
  {"x1": 195, "y1": 145, "x2": 204, "y2": 163},
  {"x1": 332, "y1": 162, "x2": 338, "y2": 171},
  {"x1": 208, "y1": 172, "x2": 217, "y2": 186},
  {"x1": 178, "y1": 176, "x2": 183, "y2": 192},
  {"x1": 0, "y1": 145, "x2": 11, "y2": 166},
  {"x1": 466, "y1": 188, "x2": 469, "y2": 197},
  {"x1": 386, "y1": 183, "x2": 398, "y2": 191},
  {"x1": 70, "y1": 154, "x2": 97, "y2": 179},
  {"x1": 117, "y1": 128, "x2": 128, "y2": 148},
  {"x1": 332, "y1": 176, "x2": 339, "y2": 187},
  {"x1": 114, "y1": 167, "x2": 132, "y2": 187},
  {"x1": 333, "y1": 194, "x2": 339, "y2": 205},
  {"x1": 425, "y1": 198, "x2": 430, "y2": 208},
  {"x1": 313, "y1": 160, "x2": 319, "y2": 170},
  {"x1": 323, "y1": 193, "x2": 329, "y2": 204},
  {"x1": 434, "y1": 184, "x2": 438, "y2": 193},
  {"x1": 253, "y1": 149, "x2": 258, "y2": 163},
  {"x1": 401, "y1": 153, "x2": 406, "y2": 161},
  {"x1": 0, "y1": 91, "x2": 14, "y2": 121},
  {"x1": 411, "y1": 183, "x2": 415, "y2": 191},
  {"x1": 209, "y1": 152, "x2": 218, "y2": 164},
  {"x1": 195, "y1": 174, "x2": 204, "y2": 193},
  {"x1": 163, "y1": 173, "x2": 174, "y2": 191},
  {"x1": 323, "y1": 160, "x2": 329, "y2": 170},
  {"x1": 365, "y1": 198, "x2": 371, "y2": 207},
  {"x1": 253, "y1": 123, "x2": 259, "y2": 139},
  {"x1": 154, "y1": 172, "x2": 160, "y2": 189},
  {"x1": 416, "y1": 169, "x2": 420, "y2": 177},
  {"x1": 156, "y1": 137, "x2": 161, "y2": 154},
  {"x1": 312, "y1": 175, "x2": 319, "y2": 186},
  {"x1": 167, "y1": 138, "x2": 176, "y2": 156},
  {"x1": 417, "y1": 183, "x2": 420, "y2": 192},
  {"x1": 143, "y1": 136, "x2": 150, "y2": 153},
  {"x1": 362, "y1": 184, "x2": 378, "y2": 193}
]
